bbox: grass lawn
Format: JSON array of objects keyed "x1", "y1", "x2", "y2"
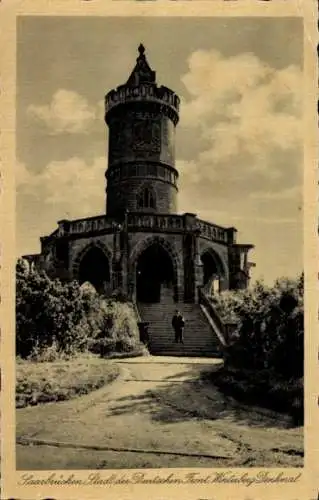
[{"x1": 16, "y1": 354, "x2": 120, "y2": 408}]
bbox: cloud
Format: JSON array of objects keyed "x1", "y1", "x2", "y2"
[
  {"x1": 181, "y1": 49, "x2": 301, "y2": 138},
  {"x1": 249, "y1": 185, "x2": 302, "y2": 201},
  {"x1": 177, "y1": 49, "x2": 302, "y2": 225},
  {"x1": 177, "y1": 159, "x2": 202, "y2": 185},
  {"x1": 27, "y1": 90, "x2": 100, "y2": 134},
  {"x1": 17, "y1": 156, "x2": 106, "y2": 220},
  {"x1": 179, "y1": 49, "x2": 302, "y2": 186}
]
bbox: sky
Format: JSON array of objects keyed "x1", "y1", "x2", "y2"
[{"x1": 16, "y1": 16, "x2": 303, "y2": 284}]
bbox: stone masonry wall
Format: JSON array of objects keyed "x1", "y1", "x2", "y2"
[
  {"x1": 106, "y1": 177, "x2": 178, "y2": 216},
  {"x1": 127, "y1": 231, "x2": 185, "y2": 301},
  {"x1": 69, "y1": 234, "x2": 114, "y2": 281},
  {"x1": 198, "y1": 238, "x2": 229, "y2": 290}
]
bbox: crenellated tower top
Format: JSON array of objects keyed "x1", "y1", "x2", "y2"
[
  {"x1": 104, "y1": 45, "x2": 181, "y2": 217},
  {"x1": 105, "y1": 45, "x2": 180, "y2": 126}
]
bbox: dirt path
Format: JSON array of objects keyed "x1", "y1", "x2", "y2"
[{"x1": 16, "y1": 357, "x2": 303, "y2": 469}]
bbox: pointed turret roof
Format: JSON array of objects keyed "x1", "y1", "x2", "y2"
[{"x1": 126, "y1": 44, "x2": 156, "y2": 86}]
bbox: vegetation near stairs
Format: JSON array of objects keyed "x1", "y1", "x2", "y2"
[
  {"x1": 16, "y1": 258, "x2": 148, "y2": 407},
  {"x1": 207, "y1": 275, "x2": 304, "y2": 425},
  {"x1": 16, "y1": 258, "x2": 147, "y2": 361}
]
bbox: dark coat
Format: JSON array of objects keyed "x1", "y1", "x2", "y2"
[{"x1": 172, "y1": 314, "x2": 185, "y2": 332}]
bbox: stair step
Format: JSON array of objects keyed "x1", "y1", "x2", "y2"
[{"x1": 137, "y1": 301, "x2": 222, "y2": 357}]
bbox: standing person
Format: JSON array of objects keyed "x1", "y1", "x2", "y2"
[{"x1": 172, "y1": 310, "x2": 185, "y2": 344}]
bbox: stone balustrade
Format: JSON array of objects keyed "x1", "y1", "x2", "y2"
[
  {"x1": 43, "y1": 213, "x2": 230, "y2": 244},
  {"x1": 196, "y1": 219, "x2": 229, "y2": 243},
  {"x1": 40, "y1": 229, "x2": 59, "y2": 245},
  {"x1": 54, "y1": 216, "x2": 116, "y2": 237},
  {"x1": 127, "y1": 213, "x2": 184, "y2": 231},
  {"x1": 67, "y1": 217, "x2": 115, "y2": 235},
  {"x1": 105, "y1": 84, "x2": 180, "y2": 118}
]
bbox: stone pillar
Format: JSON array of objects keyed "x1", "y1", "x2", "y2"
[
  {"x1": 128, "y1": 277, "x2": 135, "y2": 302},
  {"x1": 182, "y1": 213, "x2": 196, "y2": 303},
  {"x1": 226, "y1": 227, "x2": 237, "y2": 245},
  {"x1": 228, "y1": 245, "x2": 254, "y2": 290},
  {"x1": 194, "y1": 228, "x2": 203, "y2": 302},
  {"x1": 228, "y1": 245, "x2": 239, "y2": 290},
  {"x1": 127, "y1": 246, "x2": 135, "y2": 302},
  {"x1": 183, "y1": 232, "x2": 194, "y2": 302},
  {"x1": 175, "y1": 269, "x2": 184, "y2": 303},
  {"x1": 112, "y1": 224, "x2": 123, "y2": 291},
  {"x1": 120, "y1": 211, "x2": 129, "y2": 296}
]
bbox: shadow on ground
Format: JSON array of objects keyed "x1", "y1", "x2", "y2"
[{"x1": 108, "y1": 363, "x2": 295, "y2": 430}]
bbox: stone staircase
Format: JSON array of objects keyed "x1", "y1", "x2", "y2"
[{"x1": 137, "y1": 301, "x2": 223, "y2": 357}]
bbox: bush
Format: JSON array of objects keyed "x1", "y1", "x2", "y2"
[
  {"x1": 86, "y1": 300, "x2": 143, "y2": 357},
  {"x1": 16, "y1": 259, "x2": 146, "y2": 360},
  {"x1": 208, "y1": 275, "x2": 304, "y2": 423},
  {"x1": 16, "y1": 260, "x2": 89, "y2": 358},
  {"x1": 211, "y1": 275, "x2": 304, "y2": 380}
]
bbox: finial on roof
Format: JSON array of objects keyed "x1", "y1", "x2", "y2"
[
  {"x1": 126, "y1": 44, "x2": 156, "y2": 86},
  {"x1": 138, "y1": 43, "x2": 145, "y2": 56}
]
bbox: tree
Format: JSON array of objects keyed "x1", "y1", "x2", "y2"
[
  {"x1": 16, "y1": 260, "x2": 88, "y2": 357},
  {"x1": 211, "y1": 275, "x2": 304, "y2": 379},
  {"x1": 15, "y1": 259, "x2": 141, "y2": 359}
]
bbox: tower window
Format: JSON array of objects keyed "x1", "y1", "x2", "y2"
[
  {"x1": 131, "y1": 165, "x2": 137, "y2": 176},
  {"x1": 137, "y1": 187, "x2": 156, "y2": 210},
  {"x1": 149, "y1": 165, "x2": 157, "y2": 177},
  {"x1": 140, "y1": 164, "x2": 146, "y2": 176}
]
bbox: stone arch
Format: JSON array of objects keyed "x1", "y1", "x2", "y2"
[
  {"x1": 200, "y1": 246, "x2": 228, "y2": 294},
  {"x1": 129, "y1": 236, "x2": 181, "y2": 302},
  {"x1": 72, "y1": 240, "x2": 112, "y2": 293},
  {"x1": 136, "y1": 182, "x2": 157, "y2": 210}
]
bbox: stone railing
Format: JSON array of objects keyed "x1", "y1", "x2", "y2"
[
  {"x1": 127, "y1": 212, "x2": 184, "y2": 231},
  {"x1": 105, "y1": 84, "x2": 180, "y2": 119},
  {"x1": 132, "y1": 301, "x2": 142, "y2": 323},
  {"x1": 40, "y1": 229, "x2": 59, "y2": 245},
  {"x1": 68, "y1": 216, "x2": 115, "y2": 235},
  {"x1": 198, "y1": 287, "x2": 226, "y2": 340},
  {"x1": 55, "y1": 216, "x2": 118, "y2": 237},
  {"x1": 198, "y1": 286, "x2": 239, "y2": 347},
  {"x1": 44, "y1": 212, "x2": 233, "y2": 243},
  {"x1": 196, "y1": 219, "x2": 229, "y2": 243}
]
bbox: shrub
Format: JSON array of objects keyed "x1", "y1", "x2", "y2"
[
  {"x1": 208, "y1": 275, "x2": 304, "y2": 422},
  {"x1": 16, "y1": 259, "x2": 145, "y2": 360},
  {"x1": 211, "y1": 275, "x2": 304, "y2": 380},
  {"x1": 87, "y1": 300, "x2": 142, "y2": 357},
  {"x1": 16, "y1": 261, "x2": 89, "y2": 358}
]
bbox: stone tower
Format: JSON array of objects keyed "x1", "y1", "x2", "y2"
[
  {"x1": 25, "y1": 44, "x2": 255, "y2": 305},
  {"x1": 104, "y1": 44, "x2": 180, "y2": 217}
]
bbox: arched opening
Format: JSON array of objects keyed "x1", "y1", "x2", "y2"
[
  {"x1": 136, "y1": 186, "x2": 156, "y2": 210},
  {"x1": 78, "y1": 246, "x2": 110, "y2": 294},
  {"x1": 136, "y1": 243, "x2": 176, "y2": 303},
  {"x1": 201, "y1": 250, "x2": 223, "y2": 295}
]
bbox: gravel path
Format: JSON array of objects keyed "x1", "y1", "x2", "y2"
[{"x1": 16, "y1": 357, "x2": 303, "y2": 469}]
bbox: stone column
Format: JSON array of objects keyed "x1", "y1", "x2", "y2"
[
  {"x1": 226, "y1": 227, "x2": 237, "y2": 245},
  {"x1": 194, "y1": 228, "x2": 203, "y2": 302},
  {"x1": 112, "y1": 223, "x2": 123, "y2": 291},
  {"x1": 182, "y1": 213, "x2": 197, "y2": 303},
  {"x1": 127, "y1": 237, "x2": 135, "y2": 302},
  {"x1": 183, "y1": 233, "x2": 197, "y2": 303},
  {"x1": 175, "y1": 266, "x2": 185, "y2": 303},
  {"x1": 121, "y1": 211, "x2": 129, "y2": 296}
]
